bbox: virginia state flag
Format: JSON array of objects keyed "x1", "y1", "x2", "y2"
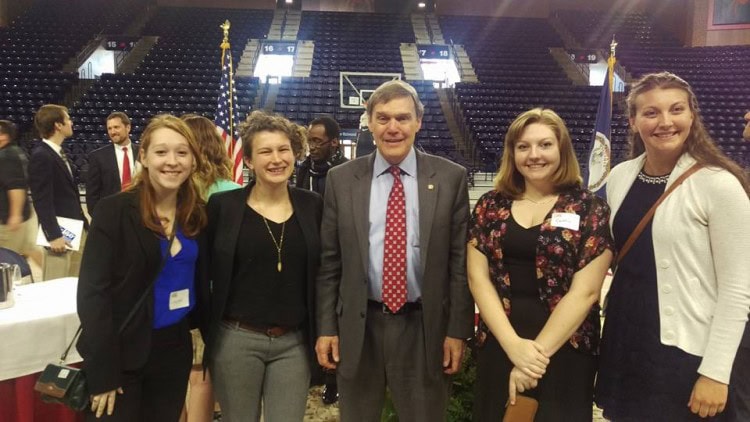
[{"x1": 585, "y1": 57, "x2": 614, "y2": 195}]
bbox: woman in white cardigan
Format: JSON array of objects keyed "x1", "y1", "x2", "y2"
[{"x1": 595, "y1": 72, "x2": 750, "y2": 421}]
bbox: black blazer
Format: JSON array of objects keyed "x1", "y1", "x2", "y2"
[
  {"x1": 85, "y1": 143, "x2": 139, "y2": 215},
  {"x1": 200, "y1": 183, "x2": 323, "y2": 367},
  {"x1": 28, "y1": 142, "x2": 88, "y2": 240},
  {"x1": 76, "y1": 190, "x2": 202, "y2": 394}
]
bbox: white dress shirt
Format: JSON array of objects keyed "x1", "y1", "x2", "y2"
[
  {"x1": 42, "y1": 138, "x2": 71, "y2": 175},
  {"x1": 113, "y1": 141, "x2": 138, "y2": 183}
]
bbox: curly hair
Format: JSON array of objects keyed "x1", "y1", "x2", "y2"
[
  {"x1": 181, "y1": 114, "x2": 233, "y2": 197},
  {"x1": 493, "y1": 107, "x2": 582, "y2": 198},
  {"x1": 627, "y1": 72, "x2": 749, "y2": 195},
  {"x1": 239, "y1": 110, "x2": 307, "y2": 160},
  {"x1": 310, "y1": 115, "x2": 341, "y2": 140}
]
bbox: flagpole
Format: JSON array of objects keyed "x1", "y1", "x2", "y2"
[
  {"x1": 220, "y1": 20, "x2": 235, "y2": 158},
  {"x1": 216, "y1": 20, "x2": 244, "y2": 184},
  {"x1": 608, "y1": 35, "x2": 617, "y2": 105}
]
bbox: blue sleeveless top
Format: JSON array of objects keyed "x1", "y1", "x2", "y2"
[{"x1": 152, "y1": 228, "x2": 198, "y2": 329}]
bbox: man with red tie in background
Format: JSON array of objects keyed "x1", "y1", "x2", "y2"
[{"x1": 85, "y1": 111, "x2": 139, "y2": 216}]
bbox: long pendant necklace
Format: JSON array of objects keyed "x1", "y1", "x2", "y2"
[{"x1": 261, "y1": 216, "x2": 285, "y2": 272}]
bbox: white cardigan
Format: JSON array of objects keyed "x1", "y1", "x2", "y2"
[{"x1": 606, "y1": 153, "x2": 750, "y2": 384}]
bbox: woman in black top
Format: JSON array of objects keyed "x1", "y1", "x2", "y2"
[
  {"x1": 467, "y1": 108, "x2": 613, "y2": 420},
  {"x1": 202, "y1": 111, "x2": 323, "y2": 421}
]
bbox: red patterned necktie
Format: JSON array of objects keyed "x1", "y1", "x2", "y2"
[
  {"x1": 121, "y1": 147, "x2": 131, "y2": 190},
  {"x1": 382, "y1": 165, "x2": 407, "y2": 313}
]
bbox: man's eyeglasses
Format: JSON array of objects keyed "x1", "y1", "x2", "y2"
[{"x1": 309, "y1": 139, "x2": 332, "y2": 148}]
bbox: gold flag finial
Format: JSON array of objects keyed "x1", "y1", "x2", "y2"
[
  {"x1": 220, "y1": 20, "x2": 231, "y2": 49},
  {"x1": 610, "y1": 35, "x2": 618, "y2": 59}
]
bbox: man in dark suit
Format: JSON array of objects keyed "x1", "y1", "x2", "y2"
[
  {"x1": 29, "y1": 104, "x2": 88, "y2": 280},
  {"x1": 86, "y1": 111, "x2": 138, "y2": 216},
  {"x1": 315, "y1": 80, "x2": 473, "y2": 421}
]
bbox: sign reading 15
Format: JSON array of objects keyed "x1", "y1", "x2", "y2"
[{"x1": 105, "y1": 39, "x2": 136, "y2": 51}]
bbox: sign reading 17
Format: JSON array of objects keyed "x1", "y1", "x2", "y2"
[{"x1": 263, "y1": 43, "x2": 296, "y2": 55}]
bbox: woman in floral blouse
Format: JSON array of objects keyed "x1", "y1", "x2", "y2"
[{"x1": 468, "y1": 108, "x2": 613, "y2": 421}]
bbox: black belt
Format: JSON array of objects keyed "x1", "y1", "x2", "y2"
[
  {"x1": 223, "y1": 318, "x2": 296, "y2": 338},
  {"x1": 367, "y1": 300, "x2": 422, "y2": 315}
]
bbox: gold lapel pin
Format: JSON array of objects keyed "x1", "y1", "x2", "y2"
[{"x1": 427, "y1": 184, "x2": 434, "y2": 190}]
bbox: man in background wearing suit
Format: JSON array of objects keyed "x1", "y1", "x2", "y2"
[
  {"x1": 315, "y1": 80, "x2": 473, "y2": 421},
  {"x1": 296, "y1": 115, "x2": 348, "y2": 405},
  {"x1": 29, "y1": 104, "x2": 88, "y2": 280},
  {"x1": 85, "y1": 111, "x2": 138, "y2": 216}
]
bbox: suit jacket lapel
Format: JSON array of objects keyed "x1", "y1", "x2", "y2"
[
  {"x1": 290, "y1": 188, "x2": 319, "y2": 315},
  {"x1": 352, "y1": 155, "x2": 374, "y2": 275},
  {"x1": 290, "y1": 188, "x2": 318, "y2": 266},
  {"x1": 106, "y1": 145, "x2": 120, "y2": 187},
  {"x1": 416, "y1": 152, "x2": 437, "y2": 275},
  {"x1": 132, "y1": 144, "x2": 141, "y2": 173},
  {"x1": 126, "y1": 192, "x2": 161, "y2": 274},
  {"x1": 220, "y1": 186, "x2": 249, "y2": 274},
  {"x1": 43, "y1": 143, "x2": 75, "y2": 187}
]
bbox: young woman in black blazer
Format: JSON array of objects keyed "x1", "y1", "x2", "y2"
[
  {"x1": 202, "y1": 111, "x2": 323, "y2": 421},
  {"x1": 76, "y1": 115, "x2": 207, "y2": 421}
]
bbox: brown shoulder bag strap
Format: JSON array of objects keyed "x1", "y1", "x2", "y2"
[{"x1": 615, "y1": 163, "x2": 703, "y2": 266}]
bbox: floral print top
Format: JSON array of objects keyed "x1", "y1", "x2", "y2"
[{"x1": 468, "y1": 186, "x2": 613, "y2": 354}]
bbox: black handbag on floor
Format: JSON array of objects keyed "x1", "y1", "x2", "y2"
[{"x1": 34, "y1": 236, "x2": 175, "y2": 411}]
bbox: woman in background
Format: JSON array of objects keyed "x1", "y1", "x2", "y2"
[
  {"x1": 179, "y1": 114, "x2": 240, "y2": 422},
  {"x1": 77, "y1": 115, "x2": 206, "y2": 421},
  {"x1": 595, "y1": 72, "x2": 750, "y2": 421},
  {"x1": 183, "y1": 114, "x2": 241, "y2": 198},
  {"x1": 468, "y1": 108, "x2": 613, "y2": 420}
]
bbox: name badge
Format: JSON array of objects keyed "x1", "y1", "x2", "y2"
[
  {"x1": 551, "y1": 212, "x2": 580, "y2": 231},
  {"x1": 169, "y1": 289, "x2": 190, "y2": 310}
]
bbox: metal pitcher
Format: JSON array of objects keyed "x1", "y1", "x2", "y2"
[{"x1": 0, "y1": 263, "x2": 15, "y2": 309}]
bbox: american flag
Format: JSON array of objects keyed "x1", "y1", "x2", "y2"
[{"x1": 215, "y1": 46, "x2": 244, "y2": 184}]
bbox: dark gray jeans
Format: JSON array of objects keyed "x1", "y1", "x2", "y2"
[{"x1": 210, "y1": 322, "x2": 311, "y2": 422}]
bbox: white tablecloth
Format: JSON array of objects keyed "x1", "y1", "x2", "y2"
[{"x1": 0, "y1": 277, "x2": 81, "y2": 381}]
